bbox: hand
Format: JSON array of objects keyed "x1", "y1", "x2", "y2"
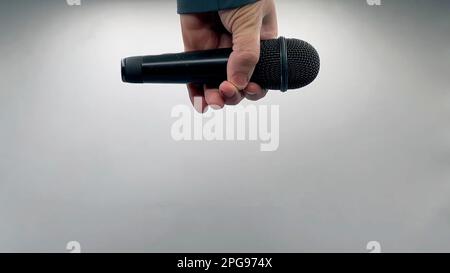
[{"x1": 180, "y1": 0, "x2": 278, "y2": 112}]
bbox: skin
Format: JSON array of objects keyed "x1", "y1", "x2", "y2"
[{"x1": 180, "y1": 0, "x2": 278, "y2": 112}]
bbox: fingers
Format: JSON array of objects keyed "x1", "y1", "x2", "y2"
[
  {"x1": 204, "y1": 85, "x2": 225, "y2": 109},
  {"x1": 182, "y1": 14, "x2": 224, "y2": 112},
  {"x1": 219, "y1": 81, "x2": 245, "y2": 105},
  {"x1": 218, "y1": 1, "x2": 275, "y2": 101},
  {"x1": 187, "y1": 83, "x2": 208, "y2": 113},
  {"x1": 219, "y1": 3, "x2": 262, "y2": 92},
  {"x1": 243, "y1": 82, "x2": 268, "y2": 101}
]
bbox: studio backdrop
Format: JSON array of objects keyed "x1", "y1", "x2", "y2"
[{"x1": 0, "y1": 0, "x2": 449, "y2": 252}]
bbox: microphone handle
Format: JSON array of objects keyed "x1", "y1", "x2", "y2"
[{"x1": 124, "y1": 48, "x2": 232, "y2": 85}]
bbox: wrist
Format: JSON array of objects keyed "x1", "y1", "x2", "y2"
[{"x1": 177, "y1": 0, "x2": 260, "y2": 14}]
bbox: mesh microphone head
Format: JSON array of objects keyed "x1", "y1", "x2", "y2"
[{"x1": 252, "y1": 38, "x2": 320, "y2": 91}]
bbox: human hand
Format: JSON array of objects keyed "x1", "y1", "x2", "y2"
[{"x1": 180, "y1": 0, "x2": 278, "y2": 112}]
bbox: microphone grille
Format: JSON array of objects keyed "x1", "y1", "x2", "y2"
[
  {"x1": 286, "y1": 38, "x2": 320, "y2": 90},
  {"x1": 252, "y1": 38, "x2": 320, "y2": 91}
]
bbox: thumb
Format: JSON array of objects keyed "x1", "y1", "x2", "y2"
[{"x1": 220, "y1": 7, "x2": 263, "y2": 90}]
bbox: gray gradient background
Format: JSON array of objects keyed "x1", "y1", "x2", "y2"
[{"x1": 0, "y1": 0, "x2": 449, "y2": 252}]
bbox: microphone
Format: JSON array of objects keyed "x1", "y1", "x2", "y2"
[{"x1": 121, "y1": 37, "x2": 320, "y2": 92}]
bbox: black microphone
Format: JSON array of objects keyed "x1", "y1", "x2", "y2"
[{"x1": 121, "y1": 37, "x2": 320, "y2": 92}]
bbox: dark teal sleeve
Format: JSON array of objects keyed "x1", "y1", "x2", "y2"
[{"x1": 177, "y1": 0, "x2": 260, "y2": 14}]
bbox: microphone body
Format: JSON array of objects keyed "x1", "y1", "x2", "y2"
[{"x1": 121, "y1": 37, "x2": 320, "y2": 92}]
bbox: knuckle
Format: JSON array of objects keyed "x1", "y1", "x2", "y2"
[
  {"x1": 262, "y1": 29, "x2": 278, "y2": 39},
  {"x1": 238, "y1": 50, "x2": 260, "y2": 65}
]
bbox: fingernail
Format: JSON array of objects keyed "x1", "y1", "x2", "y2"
[
  {"x1": 210, "y1": 104, "x2": 223, "y2": 110},
  {"x1": 221, "y1": 89, "x2": 236, "y2": 99}
]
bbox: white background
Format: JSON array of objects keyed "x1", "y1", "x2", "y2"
[{"x1": 0, "y1": 0, "x2": 449, "y2": 252}]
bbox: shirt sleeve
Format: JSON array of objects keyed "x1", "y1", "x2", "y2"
[{"x1": 177, "y1": 0, "x2": 260, "y2": 14}]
